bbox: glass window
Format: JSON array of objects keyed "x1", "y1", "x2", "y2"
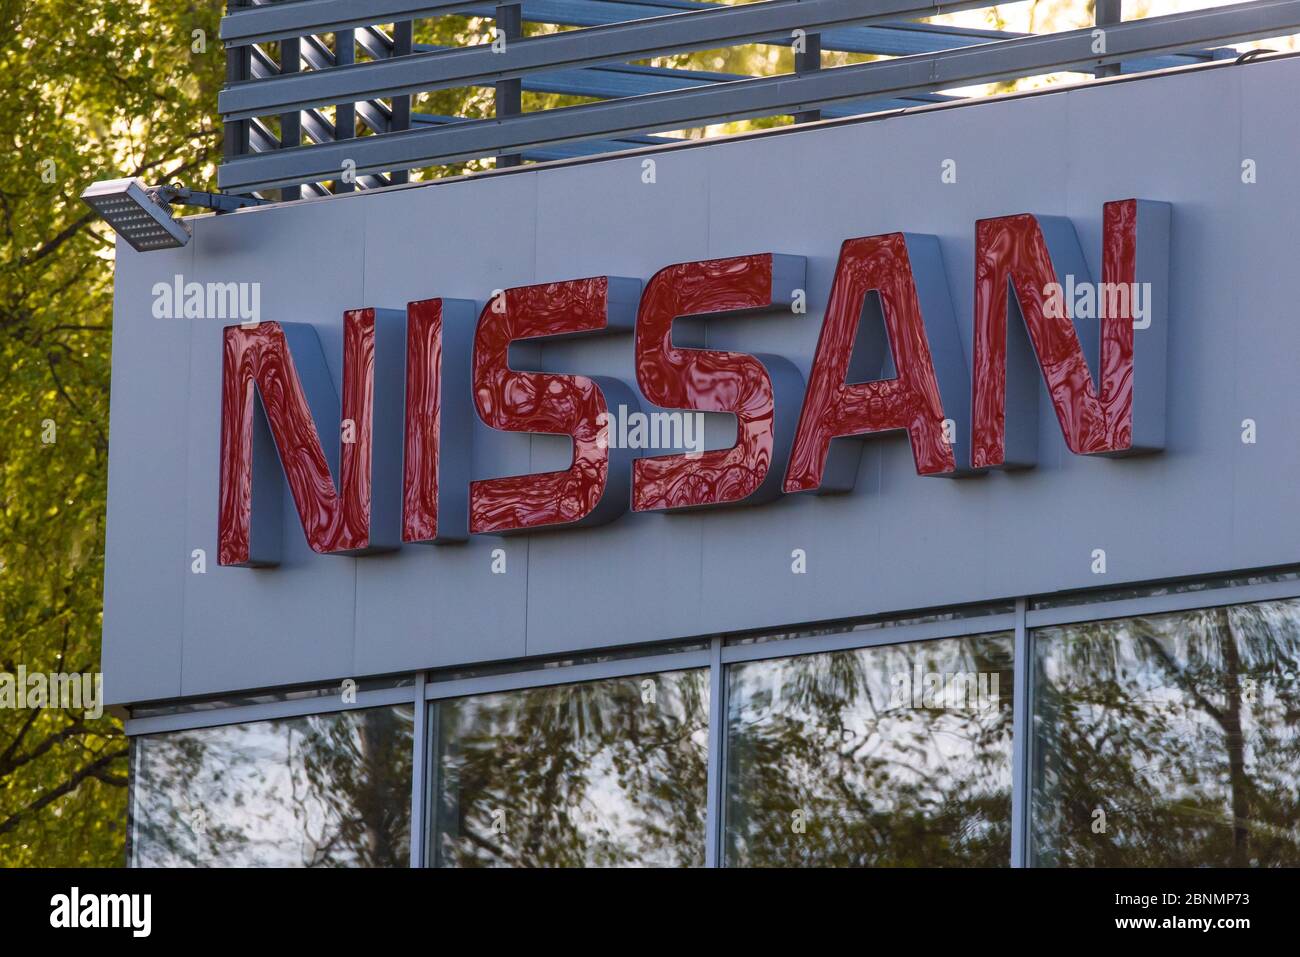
[
  {"x1": 1032, "y1": 599, "x2": 1300, "y2": 866},
  {"x1": 724, "y1": 632, "x2": 1015, "y2": 866},
  {"x1": 130, "y1": 705, "x2": 413, "y2": 867},
  {"x1": 430, "y1": 668, "x2": 709, "y2": 867}
]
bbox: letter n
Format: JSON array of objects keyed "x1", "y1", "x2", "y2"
[
  {"x1": 971, "y1": 199, "x2": 1170, "y2": 468},
  {"x1": 218, "y1": 311, "x2": 404, "y2": 566}
]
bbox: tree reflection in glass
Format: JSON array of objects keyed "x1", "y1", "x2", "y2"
[
  {"x1": 131, "y1": 705, "x2": 412, "y2": 867},
  {"x1": 1032, "y1": 599, "x2": 1300, "y2": 866},
  {"x1": 725, "y1": 632, "x2": 1014, "y2": 866},
  {"x1": 431, "y1": 669, "x2": 708, "y2": 867}
]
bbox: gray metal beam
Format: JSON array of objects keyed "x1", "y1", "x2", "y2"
[
  {"x1": 457, "y1": 0, "x2": 1023, "y2": 55},
  {"x1": 704, "y1": 637, "x2": 724, "y2": 868},
  {"x1": 220, "y1": 0, "x2": 1019, "y2": 54},
  {"x1": 410, "y1": 46, "x2": 955, "y2": 110},
  {"x1": 1009, "y1": 598, "x2": 1031, "y2": 867},
  {"x1": 225, "y1": 0, "x2": 1218, "y2": 65},
  {"x1": 219, "y1": 1, "x2": 1300, "y2": 192},
  {"x1": 221, "y1": 0, "x2": 475, "y2": 46},
  {"x1": 411, "y1": 110, "x2": 675, "y2": 159},
  {"x1": 409, "y1": 671, "x2": 427, "y2": 868},
  {"x1": 218, "y1": 0, "x2": 1001, "y2": 120}
]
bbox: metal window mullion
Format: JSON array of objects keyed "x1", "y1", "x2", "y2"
[
  {"x1": 125, "y1": 740, "x2": 139, "y2": 867},
  {"x1": 1010, "y1": 598, "x2": 1033, "y2": 867},
  {"x1": 409, "y1": 671, "x2": 427, "y2": 867},
  {"x1": 427, "y1": 696, "x2": 442, "y2": 868},
  {"x1": 704, "y1": 637, "x2": 725, "y2": 868}
]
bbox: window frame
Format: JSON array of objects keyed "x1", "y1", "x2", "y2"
[{"x1": 122, "y1": 565, "x2": 1300, "y2": 867}]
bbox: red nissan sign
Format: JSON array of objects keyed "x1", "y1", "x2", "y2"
[{"x1": 218, "y1": 199, "x2": 1169, "y2": 567}]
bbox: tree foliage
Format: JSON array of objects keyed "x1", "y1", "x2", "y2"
[{"x1": 1, "y1": 0, "x2": 225, "y2": 867}]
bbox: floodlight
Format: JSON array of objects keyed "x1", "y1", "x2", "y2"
[
  {"x1": 81, "y1": 179, "x2": 268, "y2": 252},
  {"x1": 80, "y1": 178, "x2": 192, "y2": 252}
]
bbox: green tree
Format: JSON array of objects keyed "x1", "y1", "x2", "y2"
[{"x1": 0, "y1": 0, "x2": 227, "y2": 867}]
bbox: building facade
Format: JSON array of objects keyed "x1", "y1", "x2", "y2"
[{"x1": 106, "y1": 54, "x2": 1300, "y2": 866}]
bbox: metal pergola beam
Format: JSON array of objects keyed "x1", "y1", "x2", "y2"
[
  {"x1": 409, "y1": 111, "x2": 674, "y2": 161},
  {"x1": 456, "y1": 0, "x2": 1024, "y2": 55},
  {"x1": 407, "y1": 47, "x2": 956, "y2": 111},
  {"x1": 225, "y1": 0, "x2": 1222, "y2": 64},
  {"x1": 410, "y1": 41, "x2": 1217, "y2": 99},
  {"x1": 221, "y1": 0, "x2": 474, "y2": 46},
  {"x1": 219, "y1": 0, "x2": 1300, "y2": 192},
  {"x1": 218, "y1": 0, "x2": 1002, "y2": 120},
  {"x1": 219, "y1": 0, "x2": 1020, "y2": 51}
]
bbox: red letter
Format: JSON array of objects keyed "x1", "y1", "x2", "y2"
[
  {"x1": 972, "y1": 199, "x2": 1169, "y2": 468},
  {"x1": 402, "y1": 298, "x2": 475, "y2": 544},
  {"x1": 470, "y1": 277, "x2": 641, "y2": 534},
  {"x1": 219, "y1": 310, "x2": 403, "y2": 566},
  {"x1": 785, "y1": 233, "x2": 968, "y2": 493},
  {"x1": 633, "y1": 254, "x2": 805, "y2": 511}
]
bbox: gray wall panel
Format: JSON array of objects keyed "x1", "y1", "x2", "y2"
[
  {"x1": 101, "y1": 242, "x2": 193, "y2": 704},
  {"x1": 1232, "y1": 60, "x2": 1300, "y2": 572}
]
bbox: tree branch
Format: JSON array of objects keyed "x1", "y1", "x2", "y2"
[{"x1": 0, "y1": 747, "x2": 129, "y2": 836}]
